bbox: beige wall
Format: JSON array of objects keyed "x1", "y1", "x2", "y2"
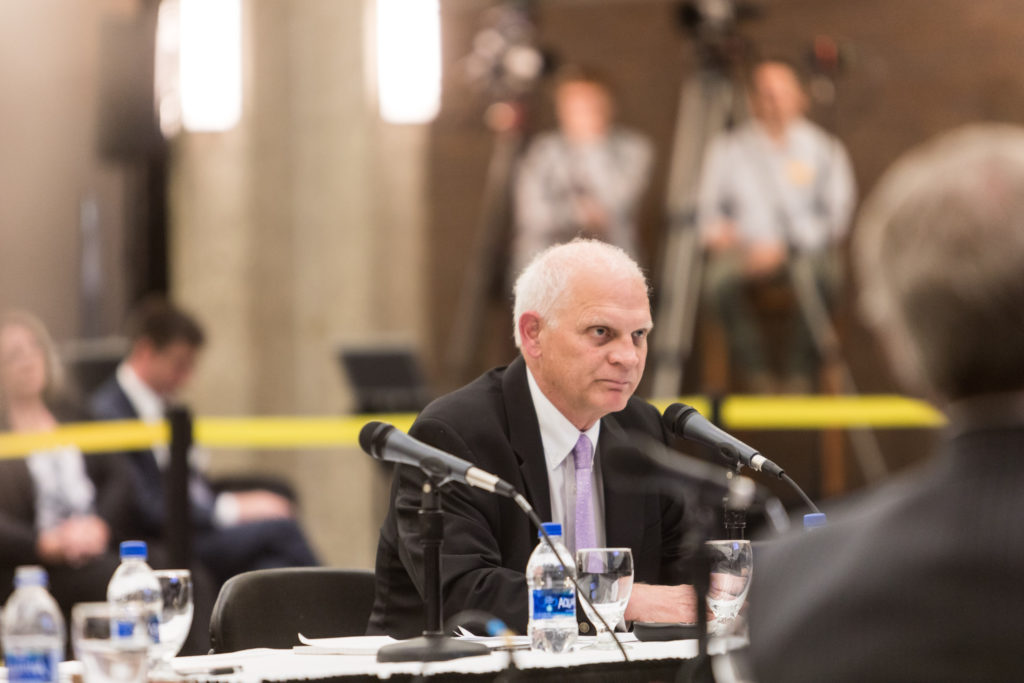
[
  {"x1": 0, "y1": 1, "x2": 128, "y2": 339},
  {"x1": 170, "y1": 0, "x2": 427, "y2": 568}
]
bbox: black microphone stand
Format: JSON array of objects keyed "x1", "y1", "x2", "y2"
[
  {"x1": 377, "y1": 478, "x2": 489, "y2": 663},
  {"x1": 722, "y1": 450, "x2": 747, "y2": 541},
  {"x1": 677, "y1": 495, "x2": 719, "y2": 662}
]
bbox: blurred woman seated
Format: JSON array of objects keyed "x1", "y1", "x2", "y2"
[{"x1": 0, "y1": 310, "x2": 130, "y2": 624}]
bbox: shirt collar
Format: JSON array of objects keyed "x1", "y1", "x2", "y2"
[
  {"x1": 116, "y1": 361, "x2": 166, "y2": 422},
  {"x1": 525, "y1": 366, "x2": 601, "y2": 472}
]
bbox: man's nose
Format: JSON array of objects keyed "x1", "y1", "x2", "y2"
[{"x1": 608, "y1": 337, "x2": 641, "y2": 366}]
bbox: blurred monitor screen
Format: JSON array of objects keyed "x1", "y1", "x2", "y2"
[{"x1": 338, "y1": 347, "x2": 431, "y2": 414}]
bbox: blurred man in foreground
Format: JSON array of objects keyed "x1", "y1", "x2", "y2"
[
  {"x1": 746, "y1": 124, "x2": 1024, "y2": 681},
  {"x1": 90, "y1": 299, "x2": 317, "y2": 586},
  {"x1": 369, "y1": 239, "x2": 696, "y2": 638},
  {"x1": 698, "y1": 59, "x2": 855, "y2": 392}
]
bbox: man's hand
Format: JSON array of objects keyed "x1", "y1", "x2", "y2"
[
  {"x1": 233, "y1": 490, "x2": 294, "y2": 523},
  {"x1": 624, "y1": 583, "x2": 701, "y2": 624},
  {"x1": 703, "y1": 221, "x2": 740, "y2": 253},
  {"x1": 743, "y1": 241, "x2": 787, "y2": 278}
]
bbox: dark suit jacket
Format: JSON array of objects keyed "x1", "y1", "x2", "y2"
[
  {"x1": 747, "y1": 411, "x2": 1024, "y2": 682},
  {"x1": 367, "y1": 356, "x2": 689, "y2": 638},
  {"x1": 89, "y1": 376, "x2": 216, "y2": 536},
  {"x1": 0, "y1": 439, "x2": 133, "y2": 639},
  {"x1": 0, "y1": 449, "x2": 131, "y2": 566}
]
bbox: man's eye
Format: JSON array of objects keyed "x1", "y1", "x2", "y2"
[
  {"x1": 633, "y1": 330, "x2": 648, "y2": 341},
  {"x1": 592, "y1": 327, "x2": 608, "y2": 337}
]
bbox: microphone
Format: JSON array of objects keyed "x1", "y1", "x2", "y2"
[
  {"x1": 662, "y1": 403, "x2": 785, "y2": 478},
  {"x1": 359, "y1": 421, "x2": 518, "y2": 498}
]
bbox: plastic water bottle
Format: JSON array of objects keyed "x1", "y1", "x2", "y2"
[
  {"x1": 526, "y1": 522, "x2": 577, "y2": 653},
  {"x1": 107, "y1": 541, "x2": 162, "y2": 655},
  {"x1": 1, "y1": 565, "x2": 65, "y2": 683}
]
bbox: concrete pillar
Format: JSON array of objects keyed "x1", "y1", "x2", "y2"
[{"x1": 169, "y1": 0, "x2": 427, "y2": 568}]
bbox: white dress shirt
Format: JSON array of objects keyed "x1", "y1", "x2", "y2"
[
  {"x1": 526, "y1": 367, "x2": 605, "y2": 553},
  {"x1": 698, "y1": 118, "x2": 856, "y2": 252}
]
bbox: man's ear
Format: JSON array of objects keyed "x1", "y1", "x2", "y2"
[{"x1": 518, "y1": 311, "x2": 543, "y2": 359}]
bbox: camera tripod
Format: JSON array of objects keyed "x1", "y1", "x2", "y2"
[{"x1": 649, "y1": 32, "x2": 888, "y2": 486}]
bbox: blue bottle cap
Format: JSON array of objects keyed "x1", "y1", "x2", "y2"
[
  {"x1": 119, "y1": 540, "x2": 148, "y2": 559},
  {"x1": 538, "y1": 522, "x2": 562, "y2": 538},
  {"x1": 803, "y1": 513, "x2": 827, "y2": 529},
  {"x1": 13, "y1": 565, "x2": 48, "y2": 588}
]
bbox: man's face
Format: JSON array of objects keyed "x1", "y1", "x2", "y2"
[
  {"x1": 135, "y1": 339, "x2": 199, "y2": 398},
  {"x1": 527, "y1": 271, "x2": 652, "y2": 430},
  {"x1": 556, "y1": 81, "x2": 613, "y2": 143},
  {"x1": 751, "y1": 63, "x2": 806, "y2": 130}
]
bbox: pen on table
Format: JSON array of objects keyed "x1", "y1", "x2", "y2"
[{"x1": 174, "y1": 665, "x2": 243, "y2": 677}]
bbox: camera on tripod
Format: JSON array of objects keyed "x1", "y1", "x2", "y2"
[{"x1": 677, "y1": 0, "x2": 763, "y2": 68}]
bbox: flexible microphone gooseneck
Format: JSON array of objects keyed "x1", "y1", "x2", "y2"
[{"x1": 661, "y1": 403, "x2": 820, "y2": 514}]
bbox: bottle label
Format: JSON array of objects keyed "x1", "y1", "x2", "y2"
[
  {"x1": 531, "y1": 588, "x2": 576, "y2": 620},
  {"x1": 6, "y1": 650, "x2": 59, "y2": 683},
  {"x1": 148, "y1": 613, "x2": 161, "y2": 644},
  {"x1": 114, "y1": 614, "x2": 160, "y2": 644}
]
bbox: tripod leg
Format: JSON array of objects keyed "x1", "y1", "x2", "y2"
[
  {"x1": 652, "y1": 71, "x2": 742, "y2": 397},
  {"x1": 445, "y1": 129, "x2": 523, "y2": 383},
  {"x1": 787, "y1": 253, "x2": 889, "y2": 484}
]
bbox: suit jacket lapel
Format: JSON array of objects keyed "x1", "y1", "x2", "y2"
[
  {"x1": 600, "y1": 413, "x2": 644, "y2": 548},
  {"x1": 502, "y1": 356, "x2": 552, "y2": 523}
]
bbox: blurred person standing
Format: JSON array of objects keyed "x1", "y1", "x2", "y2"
[
  {"x1": 512, "y1": 66, "x2": 653, "y2": 277},
  {"x1": 746, "y1": 124, "x2": 1024, "y2": 681},
  {"x1": 697, "y1": 59, "x2": 855, "y2": 392},
  {"x1": 89, "y1": 298, "x2": 317, "y2": 587}
]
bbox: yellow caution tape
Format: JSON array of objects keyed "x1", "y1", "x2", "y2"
[
  {"x1": 722, "y1": 395, "x2": 946, "y2": 430},
  {"x1": 0, "y1": 396, "x2": 944, "y2": 459}
]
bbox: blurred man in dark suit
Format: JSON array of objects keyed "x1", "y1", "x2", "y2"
[
  {"x1": 746, "y1": 124, "x2": 1024, "y2": 681},
  {"x1": 90, "y1": 299, "x2": 317, "y2": 587},
  {"x1": 369, "y1": 238, "x2": 699, "y2": 638}
]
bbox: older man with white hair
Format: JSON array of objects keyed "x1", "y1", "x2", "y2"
[{"x1": 368, "y1": 238, "x2": 698, "y2": 638}]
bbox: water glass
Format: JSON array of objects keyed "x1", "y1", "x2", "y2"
[
  {"x1": 71, "y1": 602, "x2": 150, "y2": 683},
  {"x1": 575, "y1": 547, "x2": 634, "y2": 649},
  {"x1": 151, "y1": 569, "x2": 194, "y2": 673},
  {"x1": 705, "y1": 539, "x2": 753, "y2": 637}
]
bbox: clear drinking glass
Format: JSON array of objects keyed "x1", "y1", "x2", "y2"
[
  {"x1": 71, "y1": 602, "x2": 150, "y2": 683},
  {"x1": 704, "y1": 539, "x2": 753, "y2": 637},
  {"x1": 150, "y1": 569, "x2": 193, "y2": 673},
  {"x1": 575, "y1": 547, "x2": 634, "y2": 649}
]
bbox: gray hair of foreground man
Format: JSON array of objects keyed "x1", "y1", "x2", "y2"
[
  {"x1": 512, "y1": 238, "x2": 649, "y2": 348},
  {"x1": 855, "y1": 124, "x2": 1024, "y2": 400}
]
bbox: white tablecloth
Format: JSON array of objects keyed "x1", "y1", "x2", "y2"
[{"x1": 168, "y1": 636, "x2": 718, "y2": 682}]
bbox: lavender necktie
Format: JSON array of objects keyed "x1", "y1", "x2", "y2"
[{"x1": 573, "y1": 433, "x2": 596, "y2": 553}]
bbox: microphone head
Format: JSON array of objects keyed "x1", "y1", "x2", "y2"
[
  {"x1": 662, "y1": 402, "x2": 697, "y2": 434},
  {"x1": 359, "y1": 421, "x2": 393, "y2": 459}
]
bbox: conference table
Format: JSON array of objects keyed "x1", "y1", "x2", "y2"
[{"x1": 156, "y1": 634, "x2": 739, "y2": 683}]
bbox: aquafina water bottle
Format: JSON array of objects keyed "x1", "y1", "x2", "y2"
[
  {"x1": 525, "y1": 522, "x2": 577, "y2": 653},
  {"x1": 1, "y1": 565, "x2": 65, "y2": 683},
  {"x1": 106, "y1": 541, "x2": 162, "y2": 659}
]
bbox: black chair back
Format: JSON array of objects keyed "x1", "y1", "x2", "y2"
[{"x1": 209, "y1": 567, "x2": 376, "y2": 653}]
